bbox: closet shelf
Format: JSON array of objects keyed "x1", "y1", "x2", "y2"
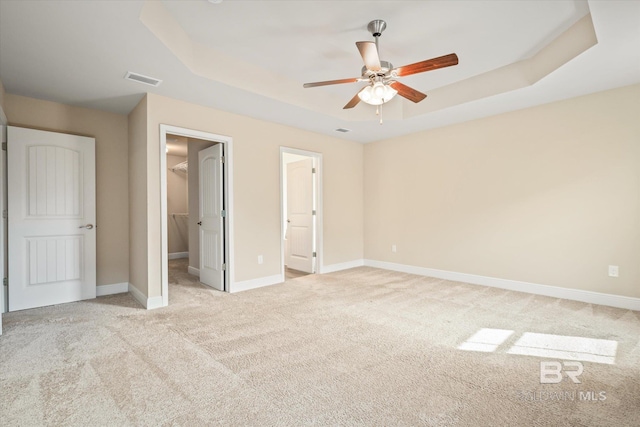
[{"x1": 170, "y1": 161, "x2": 188, "y2": 173}]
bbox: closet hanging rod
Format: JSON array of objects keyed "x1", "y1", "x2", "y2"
[{"x1": 170, "y1": 161, "x2": 188, "y2": 173}]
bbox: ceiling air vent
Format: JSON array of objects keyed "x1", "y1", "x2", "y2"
[
  {"x1": 335, "y1": 128, "x2": 351, "y2": 133},
  {"x1": 124, "y1": 71, "x2": 162, "y2": 87}
]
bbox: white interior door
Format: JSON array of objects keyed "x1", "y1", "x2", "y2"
[
  {"x1": 286, "y1": 158, "x2": 314, "y2": 273},
  {"x1": 198, "y1": 144, "x2": 224, "y2": 291},
  {"x1": 8, "y1": 126, "x2": 96, "y2": 311}
]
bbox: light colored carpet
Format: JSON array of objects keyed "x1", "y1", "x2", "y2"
[
  {"x1": 1, "y1": 260, "x2": 639, "y2": 426},
  {"x1": 285, "y1": 267, "x2": 310, "y2": 281}
]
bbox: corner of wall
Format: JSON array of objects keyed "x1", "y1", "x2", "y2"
[
  {"x1": 0, "y1": 76, "x2": 7, "y2": 125},
  {"x1": 128, "y1": 282, "x2": 163, "y2": 310},
  {"x1": 128, "y1": 282, "x2": 145, "y2": 308},
  {"x1": 127, "y1": 94, "x2": 150, "y2": 299},
  {"x1": 0, "y1": 76, "x2": 5, "y2": 332}
]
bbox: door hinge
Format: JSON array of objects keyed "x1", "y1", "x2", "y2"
[
  {"x1": 3, "y1": 278, "x2": 7, "y2": 287},
  {"x1": 2, "y1": 210, "x2": 6, "y2": 219},
  {"x1": 312, "y1": 252, "x2": 317, "y2": 258},
  {"x1": 221, "y1": 156, "x2": 225, "y2": 164},
  {"x1": 221, "y1": 263, "x2": 226, "y2": 271},
  {"x1": 312, "y1": 167, "x2": 316, "y2": 173},
  {"x1": 221, "y1": 210, "x2": 227, "y2": 218},
  {"x1": 312, "y1": 210, "x2": 316, "y2": 216},
  {"x1": 1, "y1": 142, "x2": 6, "y2": 151}
]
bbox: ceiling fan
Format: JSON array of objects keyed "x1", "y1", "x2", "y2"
[{"x1": 303, "y1": 20, "x2": 459, "y2": 115}]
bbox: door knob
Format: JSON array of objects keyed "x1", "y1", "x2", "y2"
[
  {"x1": 79, "y1": 224, "x2": 94, "y2": 230},
  {"x1": 197, "y1": 221, "x2": 202, "y2": 226}
]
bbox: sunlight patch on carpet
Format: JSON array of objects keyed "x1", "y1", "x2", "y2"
[
  {"x1": 507, "y1": 332, "x2": 617, "y2": 365},
  {"x1": 458, "y1": 329, "x2": 618, "y2": 364},
  {"x1": 457, "y1": 328, "x2": 515, "y2": 352}
]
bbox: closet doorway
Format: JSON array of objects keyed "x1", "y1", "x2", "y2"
[{"x1": 160, "y1": 125, "x2": 233, "y2": 305}]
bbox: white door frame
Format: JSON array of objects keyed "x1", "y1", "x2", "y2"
[
  {"x1": 0, "y1": 124, "x2": 6, "y2": 334},
  {"x1": 280, "y1": 147, "x2": 323, "y2": 277},
  {"x1": 160, "y1": 124, "x2": 234, "y2": 305}
]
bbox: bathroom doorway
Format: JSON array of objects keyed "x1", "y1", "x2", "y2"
[{"x1": 280, "y1": 147, "x2": 323, "y2": 281}]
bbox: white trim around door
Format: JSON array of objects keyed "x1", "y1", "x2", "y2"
[
  {"x1": 160, "y1": 125, "x2": 234, "y2": 306},
  {"x1": 280, "y1": 147, "x2": 324, "y2": 278},
  {"x1": 0, "y1": 124, "x2": 6, "y2": 335}
]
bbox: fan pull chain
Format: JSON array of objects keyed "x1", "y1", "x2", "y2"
[{"x1": 375, "y1": 104, "x2": 383, "y2": 124}]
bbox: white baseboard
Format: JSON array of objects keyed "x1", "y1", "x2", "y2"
[
  {"x1": 168, "y1": 252, "x2": 188, "y2": 260},
  {"x1": 188, "y1": 266, "x2": 199, "y2": 276},
  {"x1": 231, "y1": 274, "x2": 284, "y2": 293},
  {"x1": 321, "y1": 259, "x2": 364, "y2": 274},
  {"x1": 128, "y1": 283, "x2": 147, "y2": 308},
  {"x1": 146, "y1": 296, "x2": 164, "y2": 310},
  {"x1": 96, "y1": 282, "x2": 129, "y2": 297},
  {"x1": 128, "y1": 283, "x2": 165, "y2": 310},
  {"x1": 364, "y1": 260, "x2": 640, "y2": 311}
]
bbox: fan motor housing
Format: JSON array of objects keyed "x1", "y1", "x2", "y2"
[{"x1": 361, "y1": 60, "x2": 394, "y2": 79}]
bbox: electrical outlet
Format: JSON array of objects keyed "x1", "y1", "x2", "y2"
[
  {"x1": 608, "y1": 265, "x2": 619, "y2": 277},
  {"x1": 258, "y1": 255, "x2": 263, "y2": 265},
  {"x1": 392, "y1": 244, "x2": 397, "y2": 253}
]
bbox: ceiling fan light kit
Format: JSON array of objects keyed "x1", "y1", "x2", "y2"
[
  {"x1": 358, "y1": 81, "x2": 398, "y2": 105},
  {"x1": 303, "y1": 19, "x2": 459, "y2": 124}
]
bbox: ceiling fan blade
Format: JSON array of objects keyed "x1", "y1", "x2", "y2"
[
  {"x1": 389, "y1": 81, "x2": 427, "y2": 103},
  {"x1": 356, "y1": 41, "x2": 381, "y2": 71},
  {"x1": 394, "y1": 53, "x2": 459, "y2": 77},
  {"x1": 303, "y1": 77, "x2": 360, "y2": 88},
  {"x1": 343, "y1": 90, "x2": 363, "y2": 109}
]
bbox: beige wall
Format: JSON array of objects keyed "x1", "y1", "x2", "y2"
[
  {"x1": 0, "y1": 77, "x2": 6, "y2": 120},
  {"x1": 2, "y1": 82, "x2": 635, "y2": 303},
  {"x1": 167, "y1": 155, "x2": 188, "y2": 254},
  {"x1": 5, "y1": 94, "x2": 130, "y2": 287},
  {"x1": 364, "y1": 84, "x2": 640, "y2": 298},
  {"x1": 127, "y1": 96, "x2": 149, "y2": 296},
  {"x1": 140, "y1": 93, "x2": 363, "y2": 297}
]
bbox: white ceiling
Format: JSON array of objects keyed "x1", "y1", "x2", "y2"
[{"x1": 0, "y1": 0, "x2": 638, "y2": 143}]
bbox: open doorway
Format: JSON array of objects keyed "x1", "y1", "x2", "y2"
[
  {"x1": 165, "y1": 135, "x2": 189, "y2": 265},
  {"x1": 160, "y1": 125, "x2": 233, "y2": 306},
  {"x1": 280, "y1": 147, "x2": 323, "y2": 281}
]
